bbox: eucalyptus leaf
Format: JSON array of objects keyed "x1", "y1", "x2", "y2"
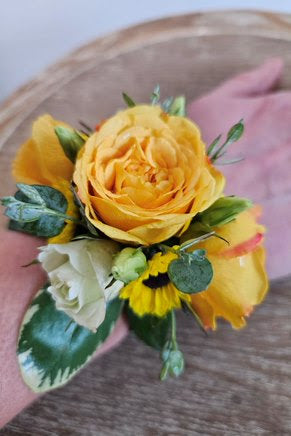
[
  {"x1": 55, "y1": 126, "x2": 85, "y2": 163},
  {"x1": 168, "y1": 251, "x2": 213, "y2": 294},
  {"x1": 18, "y1": 288, "x2": 123, "y2": 393},
  {"x1": 126, "y1": 305, "x2": 171, "y2": 350}
]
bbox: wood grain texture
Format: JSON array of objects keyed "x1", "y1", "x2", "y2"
[{"x1": 1, "y1": 10, "x2": 291, "y2": 435}]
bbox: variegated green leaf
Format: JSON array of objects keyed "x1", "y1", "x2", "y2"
[{"x1": 18, "y1": 287, "x2": 123, "y2": 393}]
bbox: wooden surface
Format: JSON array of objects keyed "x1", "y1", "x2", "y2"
[{"x1": 1, "y1": 10, "x2": 291, "y2": 435}]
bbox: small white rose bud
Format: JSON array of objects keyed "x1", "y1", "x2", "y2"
[{"x1": 38, "y1": 239, "x2": 123, "y2": 332}]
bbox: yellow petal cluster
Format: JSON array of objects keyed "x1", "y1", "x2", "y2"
[
  {"x1": 191, "y1": 210, "x2": 268, "y2": 329},
  {"x1": 12, "y1": 115, "x2": 78, "y2": 243},
  {"x1": 74, "y1": 105, "x2": 225, "y2": 245}
]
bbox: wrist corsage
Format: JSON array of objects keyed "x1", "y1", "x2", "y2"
[{"x1": 1, "y1": 87, "x2": 268, "y2": 392}]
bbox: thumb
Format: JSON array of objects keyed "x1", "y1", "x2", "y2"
[{"x1": 218, "y1": 58, "x2": 284, "y2": 97}]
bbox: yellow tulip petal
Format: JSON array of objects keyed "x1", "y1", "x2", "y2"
[
  {"x1": 191, "y1": 210, "x2": 269, "y2": 330},
  {"x1": 13, "y1": 115, "x2": 74, "y2": 186}
]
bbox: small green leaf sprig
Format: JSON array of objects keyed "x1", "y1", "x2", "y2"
[
  {"x1": 1, "y1": 184, "x2": 80, "y2": 237},
  {"x1": 182, "y1": 195, "x2": 253, "y2": 243},
  {"x1": 160, "y1": 311, "x2": 184, "y2": 380},
  {"x1": 123, "y1": 84, "x2": 186, "y2": 116},
  {"x1": 207, "y1": 119, "x2": 244, "y2": 164},
  {"x1": 55, "y1": 126, "x2": 85, "y2": 163}
]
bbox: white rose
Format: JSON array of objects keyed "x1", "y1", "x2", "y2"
[{"x1": 38, "y1": 239, "x2": 124, "y2": 332}]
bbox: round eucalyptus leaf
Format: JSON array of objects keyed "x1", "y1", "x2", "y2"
[{"x1": 168, "y1": 252, "x2": 213, "y2": 294}]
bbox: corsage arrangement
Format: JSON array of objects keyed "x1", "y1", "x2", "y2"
[{"x1": 1, "y1": 87, "x2": 268, "y2": 392}]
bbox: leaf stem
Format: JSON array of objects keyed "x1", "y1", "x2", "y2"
[
  {"x1": 170, "y1": 310, "x2": 178, "y2": 351},
  {"x1": 179, "y1": 231, "x2": 215, "y2": 251}
]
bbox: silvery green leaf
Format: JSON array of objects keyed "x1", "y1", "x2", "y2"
[
  {"x1": 55, "y1": 126, "x2": 85, "y2": 163},
  {"x1": 226, "y1": 119, "x2": 244, "y2": 143},
  {"x1": 161, "y1": 97, "x2": 174, "y2": 113},
  {"x1": 211, "y1": 119, "x2": 244, "y2": 161},
  {"x1": 18, "y1": 287, "x2": 123, "y2": 393},
  {"x1": 151, "y1": 84, "x2": 160, "y2": 105},
  {"x1": 167, "y1": 350, "x2": 184, "y2": 377},
  {"x1": 6, "y1": 185, "x2": 72, "y2": 237},
  {"x1": 5, "y1": 201, "x2": 43, "y2": 222},
  {"x1": 160, "y1": 336, "x2": 184, "y2": 380},
  {"x1": 1, "y1": 196, "x2": 15, "y2": 206},
  {"x1": 216, "y1": 156, "x2": 245, "y2": 165},
  {"x1": 16, "y1": 183, "x2": 46, "y2": 206},
  {"x1": 168, "y1": 251, "x2": 213, "y2": 294},
  {"x1": 168, "y1": 96, "x2": 186, "y2": 116},
  {"x1": 207, "y1": 134, "x2": 221, "y2": 157}
]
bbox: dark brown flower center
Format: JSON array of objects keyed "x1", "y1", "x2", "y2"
[{"x1": 143, "y1": 272, "x2": 170, "y2": 289}]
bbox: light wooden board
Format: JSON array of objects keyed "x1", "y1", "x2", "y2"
[{"x1": 1, "y1": 10, "x2": 291, "y2": 435}]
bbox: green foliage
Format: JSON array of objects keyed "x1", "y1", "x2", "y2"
[
  {"x1": 161, "y1": 95, "x2": 186, "y2": 116},
  {"x1": 160, "y1": 347, "x2": 184, "y2": 380},
  {"x1": 168, "y1": 96, "x2": 186, "y2": 116},
  {"x1": 126, "y1": 305, "x2": 171, "y2": 350},
  {"x1": 161, "y1": 97, "x2": 174, "y2": 113},
  {"x1": 160, "y1": 311, "x2": 184, "y2": 380},
  {"x1": 168, "y1": 250, "x2": 213, "y2": 294},
  {"x1": 198, "y1": 196, "x2": 252, "y2": 228},
  {"x1": 1, "y1": 184, "x2": 77, "y2": 237},
  {"x1": 121, "y1": 86, "x2": 187, "y2": 117},
  {"x1": 71, "y1": 183, "x2": 99, "y2": 236},
  {"x1": 122, "y1": 92, "x2": 136, "y2": 107},
  {"x1": 55, "y1": 126, "x2": 85, "y2": 163},
  {"x1": 180, "y1": 222, "x2": 213, "y2": 244},
  {"x1": 207, "y1": 119, "x2": 244, "y2": 162},
  {"x1": 151, "y1": 84, "x2": 160, "y2": 105},
  {"x1": 18, "y1": 287, "x2": 123, "y2": 393}
]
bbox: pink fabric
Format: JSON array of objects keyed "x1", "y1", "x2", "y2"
[{"x1": 188, "y1": 58, "x2": 291, "y2": 279}]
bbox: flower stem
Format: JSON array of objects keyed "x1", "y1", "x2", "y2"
[{"x1": 170, "y1": 310, "x2": 177, "y2": 351}]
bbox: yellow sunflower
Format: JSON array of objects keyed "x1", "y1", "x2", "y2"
[{"x1": 120, "y1": 250, "x2": 190, "y2": 317}]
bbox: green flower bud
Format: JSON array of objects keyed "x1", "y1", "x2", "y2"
[
  {"x1": 199, "y1": 196, "x2": 252, "y2": 228},
  {"x1": 112, "y1": 248, "x2": 147, "y2": 284}
]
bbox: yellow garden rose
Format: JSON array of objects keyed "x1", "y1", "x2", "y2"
[
  {"x1": 74, "y1": 105, "x2": 224, "y2": 245},
  {"x1": 12, "y1": 115, "x2": 78, "y2": 243},
  {"x1": 190, "y1": 209, "x2": 268, "y2": 329}
]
